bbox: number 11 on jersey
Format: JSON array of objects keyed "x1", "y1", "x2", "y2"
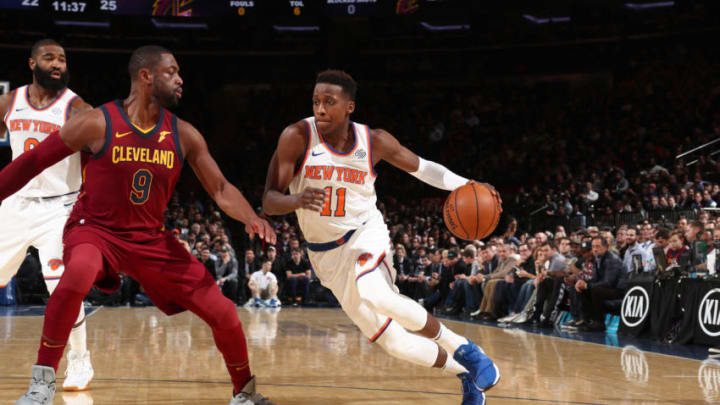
[{"x1": 320, "y1": 186, "x2": 346, "y2": 217}]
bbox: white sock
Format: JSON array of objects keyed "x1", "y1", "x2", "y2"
[
  {"x1": 68, "y1": 305, "x2": 87, "y2": 355},
  {"x1": 442, "y1": 354, "x2": 469, "y2": 375},
  {"x1": 434, "y1": 323, "x2": 469, "y2": 355}
]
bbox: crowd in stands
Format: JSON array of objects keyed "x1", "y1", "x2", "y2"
[{"x1": 381, "y1": 209, "x2": 719, "y2": 335}]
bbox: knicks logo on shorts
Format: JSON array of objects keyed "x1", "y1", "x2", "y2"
[
  {"x1": 357, "y1": 253, "x2": 374, "y2": 266},
  {"x1": 47, "y1": 259, "x2": 64, "y2": 271}
]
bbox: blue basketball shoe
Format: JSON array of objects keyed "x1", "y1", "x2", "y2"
[
  {"x1": 458, "y1": 372, "x2": 486, "y2": 405},
  {"x1": 453, "y1": 339, "x2": 500, "y2": 392}
]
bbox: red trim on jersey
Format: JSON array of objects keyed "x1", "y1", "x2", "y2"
[
  {"x1": 64, "y1": 95, "x2": 79, "y2": 121},
  {"x1": 292, "y1": 119, "x2": 312, "y2": 178},
  {"x1": 369, "y1": 318, "x2": 392, "y2": 343},
  {"x1": 25, "y1": 86, "x2": 69, "y2": 112},
  {"x1": 318, "y1": 121, "x2": 359, "y2": 156},
  {"x1": 365, "y1": 124, "x2": 378, "y2": 178},
  {"x1": 43, "y1": 276, "x2": 62, "y2": 281},
  {"x1": 3, "y1": 88, "x2": 19, "y2": 127}
]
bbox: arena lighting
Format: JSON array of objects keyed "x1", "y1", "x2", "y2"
[
  {"x1": 419, "y1": 22, "x2": 471, "y2": 31},
  {"x1": 624, "y1": 1, "x2": 675, "y2": 9},
  {"x1": 55, "y1": 20, "x2": 110, "y2": 28},
  {"x1": 522, "y1": 15, "x2": 571, "y2": 24},
  {"x1": 272, "y1": 25, "x2": 320, "y2": 32},
  {"x1": 151, "y1": 19, "x2": 208, "y2": 29}
]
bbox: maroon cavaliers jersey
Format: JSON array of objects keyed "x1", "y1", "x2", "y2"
[{"x1": 68, "y1": 100, "x2": 182, "y2": 238}]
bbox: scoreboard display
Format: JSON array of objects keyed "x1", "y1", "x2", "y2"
[
  {"x1": 0, "y1": 0, "x2": 466, "y2": 18},
  {"x1": 0, "y1": 0, "x2": 265, "y2": 17}
]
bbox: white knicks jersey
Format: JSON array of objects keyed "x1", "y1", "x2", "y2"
[
  {"x1": 289, "y1": 117, "x2": 381, "y2": 243},
  {"x1": 2, "y1": 85, "x2": 81, "y2": 197}
]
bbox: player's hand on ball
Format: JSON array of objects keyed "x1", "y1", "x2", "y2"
[
  {"x1": 296, "y1": 187, "x2": 326, "y2": 212},
  {"x1": 246, "y1": 216, "x2": 277, "y2": 244},
  {"x1": 467, "y1": 180, "x2": 503, "y2": 208}
]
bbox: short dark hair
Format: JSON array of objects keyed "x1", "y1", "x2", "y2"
[
  {"x1": 689, "y1": 221, "x2": 704, "y2": 231},
  {"x1": 291, "y1": 247, "x2": 302, "y2": 254},
  {"x1": 31, "y1": 39, "x2": 62, "y2": 59},
  {"x1": 591, "y1": 236, "x2": 609, "y2": 248},
  {"x1": 655, "y1": 227, "x2": 670, "y2": 240},
  {"x1": 261, "y1": 257, "x2": 273, "y2": 264},
  {"x1": 316, "y1": 69, "x2": 357, "y2": 100},
  {"x1": 461, "y1": 248, "x2": 475, "y2": 259},
  {"x1": 128, "y1": 45, "x2": 172, "y2": 80}
]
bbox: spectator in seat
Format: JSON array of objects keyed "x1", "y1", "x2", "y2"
[
  {"x1": 665, "y1": 230, "x2": 688, "y2": 266},
  {"x1": 421, "y1": 248, "x2": 455, "y2": 311},
  {"x1": 575, "y1": 236, "x2": 626, "y2": 332},
  {"x1": 557, "y1": 237, "x2": 575, "y2": 260},
  {"x1": 704, "y1": 228, "x2": 720, "y2": 275},
  {"x1": 623, "y1": 227, "x2": 655, "y2": 273},
  {"x1": 495, "y1": 243, "x2": 536, "y2": 321},
  {"x1": 393, "y1": 244, "x2": 416, "y2": 297},
  {"x1": 561, "y1": 241, "x2": 595, "y2": 330},
  {"x1": 443, "y1": 248, "x2": 480, "y2": 316},
  {"x1": 265, "y1": 246, "x2": 285, "y2": 300},
  {"x1": 239, "y1": 248, "x2": 260, "y2": 303},
  {"x1": 530, "y1": 242, "x2": 569, "y2": 328},
  {"x1": 479, "y1": 246, "x2": 499, "y2": 275},
  {"x1": 199, "y1": 247, "x2": 217, "y2": 280},
  {"x1": 245, "y1": 257, "x2": 280, "y2": 308},
  {"x1": 215, "y1": 246, "x2": 240, "y2": 304},
  {"x1": 285, "y1": 247, "x2": 311, "y2": 305},
  {"x1": 473, "y1": 243, "x2": 517, "y2": 318}
]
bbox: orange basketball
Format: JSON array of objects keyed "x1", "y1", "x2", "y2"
[{"x1": 443, "y1": 183, "x2": 502, "y2": 241}]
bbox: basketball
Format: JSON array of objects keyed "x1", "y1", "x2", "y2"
[{"x1": 443, "y1": 183, "x2": 502, "y2": 240}]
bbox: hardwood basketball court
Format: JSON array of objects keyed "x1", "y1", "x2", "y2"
[{"x1": 0, "y1": 307, "x2": 714, "y2": 404}]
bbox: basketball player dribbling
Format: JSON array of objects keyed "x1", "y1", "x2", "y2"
[
  {"x1": 263, "y1": 70, "x2": 500, "y2": 405},
  {"x1": 0, "y1": 45, "x2": 276, "y2": 405},
  {"x1": 0, "y1": 39, "x2": 94, "y2": 392}
]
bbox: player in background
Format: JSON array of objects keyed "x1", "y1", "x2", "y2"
[
  {"x1": 263, "y1": 70, "x2": 500, "y2": 405},
  {"x1": 0, "y1": 39, "x2": 94, "y2": 392},
  {"x1": 0, "y1": 45, "x2": 275, "y2": 405}
]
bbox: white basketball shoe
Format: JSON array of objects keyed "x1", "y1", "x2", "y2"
[
  {"x1": 62, "y1": 351, "x2": 94, "y2": 391},
  {"x1": 229, "y1": 376, "x2": 275, "y2": 405},
  {"x1": 15, "y1": 365, "x2": 56, "y2": 405}
]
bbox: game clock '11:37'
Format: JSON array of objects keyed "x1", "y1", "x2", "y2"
[{"x1": 51, "y1": 1, "x2": 86, "y2": 12}]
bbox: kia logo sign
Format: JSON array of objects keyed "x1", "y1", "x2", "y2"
[
  {"x1": 699, "y1": 288, "x2": 720, "y2": 337},
  {"x1": 621, "y1": 286, "x2": 650, "y2": 328}
]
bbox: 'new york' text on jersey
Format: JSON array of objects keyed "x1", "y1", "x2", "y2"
[{"x1": 289, "y1": 117, "x2": 381, "y2": 243}]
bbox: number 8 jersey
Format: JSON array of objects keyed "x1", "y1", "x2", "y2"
[
  {"x1": 3, "y1": 85, "x2": 81, "y2": 198},
  {"x1": 67, "y1": 100, "x2": 183, "y2": 238},
  {"x1": 289, "y1": 117, "x2": 381, "y2": 243}
]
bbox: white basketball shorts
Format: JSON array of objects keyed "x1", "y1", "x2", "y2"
[
  {"x1": 0, "y1": 193, "x2": 76, "y2": 287},
  {"x1": 307, "y1": 214, "x2": 398, "y2": 342}
]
